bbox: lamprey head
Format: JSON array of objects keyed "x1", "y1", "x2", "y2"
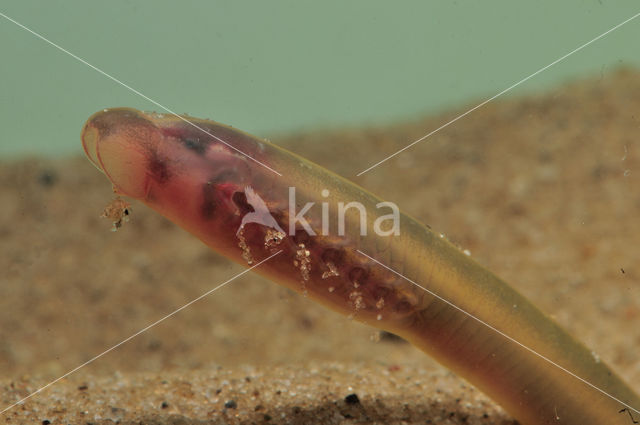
[{"x1": 82, "y1": 108, "x2": 165, "y2": 199}]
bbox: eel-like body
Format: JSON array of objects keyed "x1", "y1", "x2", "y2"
[{"x1": 81, "y1": 107, "x2": 640, "y2": 425}]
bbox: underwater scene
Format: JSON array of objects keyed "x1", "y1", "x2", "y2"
[{"x1": 1, "y1": 2, "x2": 640, "y2": 424}]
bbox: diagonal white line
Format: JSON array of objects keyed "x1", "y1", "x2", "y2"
[
  {"x1": 356, "y1": 249, "x2": 640, "y2": 415},
  {"x1": 0, "y1": 250, "x2": 282, "y2": 415},
  {"x1": 356, "y1": 11, "x2": 640, "y2": 176},
  {"x1": 0, "y1": 11, "x2": 282, "y2": 177}
]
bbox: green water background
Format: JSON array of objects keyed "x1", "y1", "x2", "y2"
[{"x1": 1, "y1": 1, "x2": 639, "y2": 158}]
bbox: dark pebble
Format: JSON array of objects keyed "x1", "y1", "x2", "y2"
[
  {"x1": 37, "y1": 170, "x2": 58, "y2": 187},
  {"x1": 344, "y1": 393, "x2": 360, "y2": 405}
]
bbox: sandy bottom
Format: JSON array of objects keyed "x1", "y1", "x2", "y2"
[{"x1": 1, "y1": 69, "x2": 640, "y2": 424}]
